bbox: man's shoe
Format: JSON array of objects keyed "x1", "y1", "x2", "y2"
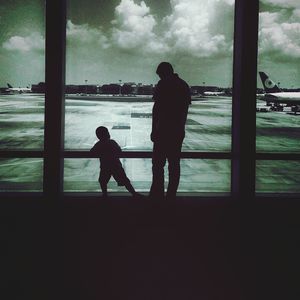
[
  {"x1": 149, "y1": 193, "x2": 165, "y2": 202},
  {"x1": 132, "y1": 192, "x2": 146, "y2": 199}
]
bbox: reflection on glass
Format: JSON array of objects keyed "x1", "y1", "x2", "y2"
[
  {"x1": 256, "y1": 1, "x2": 300, "y2": 153},
  {"x1": 0, "y1": 158, "x2": 43, "y2": 192},
  {"x1": 65, "y1": 0, "x2": 234, "y2": 151},
  {"x1": 64, "y1": 158, "x2": 230, "y2": 193},
  {"x1": 256, "y1": 161, "x2": 300, "y2": 193}
]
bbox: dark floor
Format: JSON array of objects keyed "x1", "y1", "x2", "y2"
[{"x1": 1, "y1": 196, "x2": 300, "y2": 300}]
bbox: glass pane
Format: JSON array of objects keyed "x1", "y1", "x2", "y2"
[
  {"x1": 256, "y1": 161, "x2": 300, "y2": 193},
  {"x1": 64, "y1": 158, "x2": 230, "y2": 193},
  {"x1": 65, "y1": 99, "x2": 232, "y2": 151},
  {"x1": 0, "y1": 1, "x2": 45, "y2": 150},
  {"x1": 0, "y1": 158, "x2": 43, "y2": 192},
  {"x1": 256, "y1": 1, "x2": 300, "y2": 153},
  {"x1": 65, "y1": 0, "x2": 234, "y2": 151}
]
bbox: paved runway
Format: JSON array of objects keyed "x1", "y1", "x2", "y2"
[{"x1": 0, "y1": 94, "x2": 299, "y2": 193}]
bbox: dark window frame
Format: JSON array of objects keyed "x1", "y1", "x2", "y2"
[{"x1": 1, "y1": 0, "x2": 299, "y2": 198}]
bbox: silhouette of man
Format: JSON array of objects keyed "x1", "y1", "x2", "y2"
[{"x1": 149, "y1": 62, "x2": 191, "y2": 200}]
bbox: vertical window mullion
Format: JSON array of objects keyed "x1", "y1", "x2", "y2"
[
  {"x1": 43, "y1": 0, "x2": 66, "y2": 198},
  {"x1": 231, "y1": 0, "x2": 259, "y2": 200}
]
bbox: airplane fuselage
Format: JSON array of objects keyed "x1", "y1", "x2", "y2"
[
  {"x1": 264, "y1": 92, "x2": 300, "y2": 105},
  {"x1": 8, "y1": 88, "x2": 32, "y2": 93},
  {"x1": 203, "y1": 91, "x2": 226, "y2": 96}
]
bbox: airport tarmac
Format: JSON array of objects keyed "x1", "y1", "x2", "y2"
[{"x1": 0, "y1": 94, "x2": 299, "y2": 193}]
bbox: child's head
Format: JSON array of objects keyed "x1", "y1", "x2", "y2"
[{"x1": 96, "y1": 126, "x2": 110, "y2": 140}]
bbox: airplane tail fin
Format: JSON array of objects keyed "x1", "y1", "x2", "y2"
[
  {"x1": 7, "y1": 83, "x2": 13, "y2": 88},
  {"x1": 259, "y1": 72, "x2": 281, "y2": 93}
]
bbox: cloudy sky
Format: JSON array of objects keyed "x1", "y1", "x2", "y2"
[{"x1": 0, "y1": 0, "x2": 299, "y2": 88}]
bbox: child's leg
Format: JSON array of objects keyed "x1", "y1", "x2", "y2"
[
  {"x1": 124, "y1": 181, "x2": 136, "y2": 195},
  {"x1": 99, "y1": 170, "x2": 110, "y2": 197},
  {"x1": 113, "y1": 167, "x2": 141, "y2": 196},
  {"x1": 113, "y1": 172, "x2": 136, "y2": 195},
  {"x1": 100, "y1": 181, "x2": 108, "y2": 197}
]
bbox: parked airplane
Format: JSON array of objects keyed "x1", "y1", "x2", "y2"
[
  {"x1": 7, "y1": 83, "x2": 31, "y2": 93},
  {"x1": 259, "y1": 72, "x2": 300, "y2": 113},
  {"x1": 203, "y1": 91, "x2": 226, "y2": 96}
]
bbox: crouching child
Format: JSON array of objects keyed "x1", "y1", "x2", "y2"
[{"x1": 90, "y1": 126, "x2": 141, "y2": 198}]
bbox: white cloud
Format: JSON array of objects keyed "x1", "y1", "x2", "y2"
[
  {"x1": 259, "y1": 11, "x2": 300, "y2": 58},
  {"x1": 67, "y1": 20, "x2": 109, "y2": 48},
  {"x1": 114, "y1": 0, "x2": 150, "y2": 17},
  {"x1": 2, "y1": 21, "x2": 110, "y2": 52},
  {"x1": 2, "y1": 33, "x2": 44, "y2": 52},
  {"x1": 2, "y1": 0, "x2": 234, "y2": 59},
  {"x1": 111, "y1": 0, "x2": 168, "y2": 53},
  {"x1": 222, "y1": 0, "x2": 235, "y2": 5},
  {"x1": 260, "y1": 0, "x2": 300, "y2": 9},
  {"x1": 291, "y1": 8, "x2": 300, "y2": 20},
  {"x1": 162, "y1": 0, "x2": 233, "y2": 58},
  {"x1": 110, "y1": 0, "x2": 234, "y2": 57}
]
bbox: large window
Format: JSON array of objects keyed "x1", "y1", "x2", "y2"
[
  {"x1": 64, "y1": 158, "x2": 231, "y2": 193},
  {"x1": 1, "y1": 0, "x2": 299, "y2": 197},
  {"x1": 0, "y1": 0, "x2": 45, "y2": 191},
  {"x1": 64, "y1": 0, "x2": 234, "y2": 193},
  {"x1": 256, "y1": 0, "x2": 300, "y2": 194}
]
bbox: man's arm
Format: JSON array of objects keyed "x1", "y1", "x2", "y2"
[
  {"x1": 185, "y1": 81, "x2": 192, "y2": 104},
  {"x1": 151, "y1": 101, "x2": 160, "y2": 142},
  {"x1": 151, "y1": 82, "x2": 163, "y2": 142}
]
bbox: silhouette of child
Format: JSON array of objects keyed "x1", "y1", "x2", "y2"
[{"x1": 90, "y1": 126, "x2": 140, "y2": 198}]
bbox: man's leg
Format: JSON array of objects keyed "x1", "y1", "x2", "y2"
[
  {"x1": 150, "y1": 142, "x2": 166, "y2": 199},
  {"x1": 166, "y1": 139, "x2": 183, "y2": 199},
  {"x1": 166, "y1": 157, "x2": 180, "y2": 199}
]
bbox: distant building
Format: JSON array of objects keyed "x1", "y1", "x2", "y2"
[
  {"x1": 100, "y1": 84, "x2": 120, "y2": 94},
  {"x1": 256, "y1": 88, "x2": 264, "y2": 94},
  {"x1": 281, "y1": 88, "x2": 300, "y2": 92},
  {"x1": 137, "y1": 84, "x2": 154, "y2": 95},
  {"x1": 28, "y1": 81, "x2": 239, "y2": 97},
  {"x1": 31, "y1": 82, "x2": 46, "y2": 93},
  {"x1": 223, "y1": 88, "x2": 232, "y2": 96},
  {"x1": 190, "y1": 86, "x2": 205, "y2": 95},
  {"x1": 0, "y1": 87, "x2": 11, "y2": 94},
  {"x1": 66, "y1": 85, "x2": 98, "y2": 94},
  {"x1": 121, "y1": 84, "x2": 135, "y2": 95},
  {"x1": 204, "y1": 85, "x2": 220, "y2": 92},
  {"x1": 123, "y1": 82, "x2": 136, "y2": 86}
]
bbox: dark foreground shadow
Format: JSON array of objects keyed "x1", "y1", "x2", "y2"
[{"x1": 2, "y1": 196, "x2": 300, "y2": 300}]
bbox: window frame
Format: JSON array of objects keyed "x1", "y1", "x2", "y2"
[{"x1": 1, "y1": 0, "x2": 299, "y2": 199}]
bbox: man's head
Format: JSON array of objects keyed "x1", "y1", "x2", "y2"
[
  {"x1": 156, "y1": 62, "x2": 174, "y2": 79},
  {"x1": 96, "y1": 126, "x2": 110, "y2": 140}
]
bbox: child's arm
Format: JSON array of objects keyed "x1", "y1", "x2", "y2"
[
  {"x1": 111, "y1": 140, "x2": 122, "y2": 157},
  {"x1": 90, "y1": 142, "x2": 101, "y2": 154},
  {"x1": 90, "y1": 144, "x2": 96, "y2": 153}
]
